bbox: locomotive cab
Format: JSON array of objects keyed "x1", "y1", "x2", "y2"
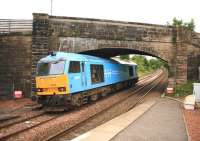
[
  {"x1": 34, "y1": 52, "x2": 88, "y2": 106},
  {"x1": 34, "y1": 52, "x2": 72, "y2": 106},
  {"x1": 36, "y1": 60, "x2": 70, "y2": 95}
]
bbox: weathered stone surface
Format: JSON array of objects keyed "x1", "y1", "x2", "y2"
[
  {"x1": 0, "y1": 34, "x2": 32, "y2": 99},
  {"x1": 32, "y1": 13, "x2": 200, "y2": 88},
  {"x1": 1, "y1": 13, "x2": 200, "y2": 99}
]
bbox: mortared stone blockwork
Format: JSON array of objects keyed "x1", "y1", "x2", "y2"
[{"x1": 0, "y1": 13, "x2": 200, "y2": 99}]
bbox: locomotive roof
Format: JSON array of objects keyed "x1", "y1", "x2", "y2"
[
  {"x1": 112, "y1": 58, "x2": 137, "y2": 65},
  {"x1": 39, "y1": 52, "x2": 119, "y2": 64}
]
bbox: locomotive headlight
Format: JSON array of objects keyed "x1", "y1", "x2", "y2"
[
  {"x1": 37, "y1": 88, "x2": 43, "y2": 92},
  {"x1": 58, "y1": 87, "x2": 66, "y2": 92}
]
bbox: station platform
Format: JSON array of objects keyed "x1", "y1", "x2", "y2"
[{"x1": 72, "y1": 98, "x2": 188, "y2": 141}]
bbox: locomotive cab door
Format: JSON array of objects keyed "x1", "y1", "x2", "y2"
[{"x1": 81, "y1": 62, "x2": 87, "y2": 87}]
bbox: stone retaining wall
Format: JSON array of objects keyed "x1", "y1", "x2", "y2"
[{"x1": 0, "y1": 33, "x2": 32, "y2": 99}]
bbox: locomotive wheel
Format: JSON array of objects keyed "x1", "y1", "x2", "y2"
[
  {"x1": 76, "y1": 98, "x2": 82, "y2": 107},
  {"x1": 91, "y1": 94, "x2": 98, "y2": 101},
  {"x1": 101, "y1": 93, "x2": 107, "y2": 97},
  {"x1": 71, "y1": 94, "x2": 83, "y2": 107},
  {"x1": 37, "y1": 96, "x2": 48, "y2": 106}
]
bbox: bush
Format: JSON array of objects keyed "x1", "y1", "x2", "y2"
[
  {"x1": 174, "y1": 80, "x2": 196, "y2": 97},
  {"x1": 131, "y1": 55, "x2": 167, "y2": 77},
  {"x1": 168, "y1": 17, "x2": 195, "y2": 31}
]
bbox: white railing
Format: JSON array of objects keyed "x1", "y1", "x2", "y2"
[{"x1": 0, "y1": 19, "x2": 32, "y2": 33}]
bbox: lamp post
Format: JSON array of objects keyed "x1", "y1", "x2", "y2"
[{"x1": 51, "y1": 0, "x2": 53, "y2": 15}]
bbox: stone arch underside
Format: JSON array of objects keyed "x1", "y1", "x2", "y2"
[
  {"x1": 32, "y1": 13, "x2": 199, "y2": 88},
  {"x1": 58, "y1": 37, "x2": 172, "y2": 63},
  {"x1": 79, "y1": 48, "x2": 167, "y2": 61}
]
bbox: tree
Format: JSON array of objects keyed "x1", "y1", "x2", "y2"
[
  {"x1": 172, "y1": 17, "x2": 183, "y2": 27},
  {"x1": 149, "y1": 59, "x2": 162, "y2": 69},
  {"x1": 185, "y1": 19, "x2": 195, "y2": 31},
  {"x1": 132, "y1": 55, "x2": 148, "y2": 71},
  {"x1": 119, "y1": 55, "x2": 130, "y2": 60},
  {"x1": 169, "y1": 17, "x2": 195, "y2": 31},
  {"x1": 132, "y1": 55, "x2": 166, "y2": 71}
]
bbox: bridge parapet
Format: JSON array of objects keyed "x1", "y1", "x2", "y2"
[
  {"x1": 191, "y1": 33, "x2": 200, "y2": 47},
  {"x1": 31, "y1": 13, "x2": 199, "y2": 90},
  {"x1": 1, "y1": 13, "x2": 200, "y2": 99}
]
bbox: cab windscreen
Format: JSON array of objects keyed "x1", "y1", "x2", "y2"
[{"x1": 37, "y1": 61, "x2": 65, "y2": 76}]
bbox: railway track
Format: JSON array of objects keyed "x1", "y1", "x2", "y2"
[
  {"x1": 0, "y1": 110, "x2": 46, "y2": 129},
  {"x1": 0, "y1": 70, "x2": 165, "y2": 141},
  {"x1": 0, "y1": 112, "x2": 63, "y2": 140},
  {"x1": 46, "y1": 70, "x2": 166, "y2": 141}
]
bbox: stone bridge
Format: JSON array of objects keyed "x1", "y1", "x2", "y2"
[
  {"x1": 1, "y1": 13, "x2": 200, "y2": 99},
  {"x1": 32, "y1": 13, "x2": 200, "y2": 86}
]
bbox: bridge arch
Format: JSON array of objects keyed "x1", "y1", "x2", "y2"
[
  {"x1": 79, "y1": 48, "x2": 168, "y2": 62},
  {"x1": 58, "y1": 37, "x2": 171, "y2": 63},
  {"x1": 32, "y1": 13, "x2": 200, "y2": 88},
  {"x1": 1, "y1": 13, "x2": 200, "y2": 99}
]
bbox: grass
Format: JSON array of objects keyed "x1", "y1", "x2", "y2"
[
  {"x1": 138, "y1": 68, "x2": 154, "y2": 77},
  {"x1": 138, "y1": 71, "x2": 152, "y2": 77},
  {"x1": 173, "y1": 80, "x2": 197, "y2": 97},
  {"x1": 138, "y1": 67, "x2": 198, "y2": 98}
]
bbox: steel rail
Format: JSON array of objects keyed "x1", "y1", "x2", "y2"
[
  {"x1": 0, "y1": 70, "x2": 163, "y2": 141},
  {"x1": 45, "y1": 70, "x2": 165, "y2": 141}
]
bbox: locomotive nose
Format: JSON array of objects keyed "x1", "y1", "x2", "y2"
[{"x1": 35, "y1": 74, "x2": 69, "y2": 95}]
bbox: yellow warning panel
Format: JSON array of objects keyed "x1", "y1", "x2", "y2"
[{"x1": 35, "y1": 74, "x2": 70, "y2": 95}]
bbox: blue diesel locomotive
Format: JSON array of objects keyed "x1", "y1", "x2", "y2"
[{"x1": 35, "y1": 52, "x2": 138, "y2": 107}]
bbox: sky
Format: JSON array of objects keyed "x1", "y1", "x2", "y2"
[{"x1": 0, "y1": 0, "x2": 200, "y2": 32}]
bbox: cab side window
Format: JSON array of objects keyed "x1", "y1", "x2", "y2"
[
  {"x1": 90, "y1": 64, "x2": 104, "y2": 84},
  {"x1": 69, "y1": 61, "x2": 80, "y2": 73}
]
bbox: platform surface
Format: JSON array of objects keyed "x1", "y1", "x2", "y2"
[
  {"x1": 111, "y1": 98, "x2": 188, "y2": 141},
  {"x1": 72, "y1": 98, "x2": 188, "y2": 141},
  {"x1": 71, "y1": 100, "x2": 156, "y2": 141}
]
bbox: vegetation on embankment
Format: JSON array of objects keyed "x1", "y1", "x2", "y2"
[
  {"x1": 132, "y1": 55, "x2": 166, "y2": 77},
  {"x1": 173, "y1": 80, "x2": 198, "y2": 97}
]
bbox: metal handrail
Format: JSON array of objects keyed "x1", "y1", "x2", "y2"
[{"x1": 0, "y1": 19, "x2": 32, "y2": 33}]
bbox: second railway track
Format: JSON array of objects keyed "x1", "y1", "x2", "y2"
[
  {"x1": 0, "y1": 70, "x2": 166, "y2": 141},
  {"x1": 47, "y1": 70, "x2": 167, "y2": 141}
]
